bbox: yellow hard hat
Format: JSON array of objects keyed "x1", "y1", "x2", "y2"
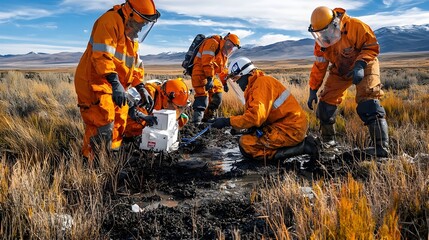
[
  {"x1": 310, "y1": 6, "x2": 335, "y2": 32},
  {"x1": 162, "y1": 78, "x2": 190, "y2": 107}
]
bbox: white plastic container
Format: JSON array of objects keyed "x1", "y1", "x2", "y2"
[
  {"x1": 152, "y1": 109, "x2": 177, "y2": 130},
  {"x1": 140, "y1": 123, "x2": 179, "y2": 152}
]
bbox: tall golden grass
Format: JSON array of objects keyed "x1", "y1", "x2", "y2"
[{"x1": 0, "y1": 62, "x2": 428, "y2": 239}]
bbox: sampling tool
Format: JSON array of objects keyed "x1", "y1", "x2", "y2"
[{"x1": 180, "y1": 124, "x2": 212, "y2": 147}]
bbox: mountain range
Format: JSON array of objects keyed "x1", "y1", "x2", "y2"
[{"x1": 1, "y1": 24, "x2": 428, "y2": 69}]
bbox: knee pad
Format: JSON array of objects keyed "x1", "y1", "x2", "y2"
[
  {"x1": 356, "y1": 99, "x2": 386, "y2": 125},
  {"x1": 208, "y1": 92, "x2": 222, "y2": 110},
  {"x1": 192, "y1": 96, "x2": 208, "y2": 111},
  {"x1": 316, "y1": 101, "x2": 338, "y2": 125}
]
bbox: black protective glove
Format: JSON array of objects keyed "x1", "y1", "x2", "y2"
[
  {"x1": 106, "y1": 73, "x2": 127, "y2": 107},
  {"x1": 142, "y1": 115, "x2": 158, "y2": 127},
  {"x1": 223, "y1": 83, "x2": 229, "y2": 92},
  {"x1": 347, "y1": 60, "x2": 367, "y2": 85},
  {"x1": 135, "y1": 83, "x2": 154, "y2": 111},
  {"x1": 129, "y1": 106, "x2": 158, "y2": 126},
  {"x1": 307, "y1": 88, "x2": 318, "y2": 110},
  {"x1": 205, "y1": 77, "x2": 214, "y2": 91},
  {"x1": 209, "y1": 117, "x2": 231, "y2": 129}
]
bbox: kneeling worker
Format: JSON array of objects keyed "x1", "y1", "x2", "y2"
[
  {"x1": 210, "y1": 57, "x2": 319, "y2": 163},
  {"x1": 124, "y1": 78, "x2": 191, "y2": 138}
]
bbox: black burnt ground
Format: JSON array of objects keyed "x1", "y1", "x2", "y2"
[{"x1": 101, "y1": 123, "x2": 371, "y2": 239}]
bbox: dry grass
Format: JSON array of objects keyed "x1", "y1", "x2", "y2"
[{"x1": 0, "y1": 55, "x2": 428, "y2": 239}]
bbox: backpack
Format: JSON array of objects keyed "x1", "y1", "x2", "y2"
[{"x1": 181, "y1": 34, "x2": 220, "y2": 76}]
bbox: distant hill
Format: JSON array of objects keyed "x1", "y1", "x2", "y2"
[
  {"x1": 1, "y1": 24, "x2": 429, "y2": 69},
  {"x1": 375, "y1": 24, "x2": 429, "y2": 52}
]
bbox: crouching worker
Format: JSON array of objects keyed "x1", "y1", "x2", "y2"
[
  {"x1": 210, "y1": 57, "x2": 319, "y2": 165},
  {"x1": 124, "y1": 78, "x2": 191, "y2": 138}
]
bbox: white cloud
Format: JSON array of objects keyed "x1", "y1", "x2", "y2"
[
  {"x1": 246, "y1": 34, "x2": 302, "y2": 46},
  {"x1": 383, "y1": 0, "x2": 415, "y2": 8},
  {"x1": 60, "y1": 0, "x2": 123, "y2": 11},
  {"x1": 139, "y1": 44, "x2": 185, "y2": 55},
  {"x1": 156, "y1": 0, "x2": 365, "y2": 31},
  {"x1": 0, "y1": 43, "x2": 84, "y2": 55},
  {"x1": 359, "y1": 7, "x2": 429, "y2": 29},
  {"x1": 14, "y1": 23, "x2": 58, "y2": 29},
  {"x1": 0, "y1": 8, "x2": 53, "y2": 22},
  {"x1": 159, "y1": 19, "x2": 246, "y2": 28}
]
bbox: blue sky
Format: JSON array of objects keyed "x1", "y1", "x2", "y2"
[{"x1": 0, "y1": 0, "x2": 429, "y2": 55}]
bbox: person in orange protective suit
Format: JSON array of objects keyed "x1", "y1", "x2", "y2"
[
  {"x1": 124, "y1": 78, "x2": 191, "y2": 138},
  {"x1": 307, "y1": 6, "x2": 389, "y2": 157},
  {"x1": 74, "y1": 0, "x2": 160, "y2": 161},
  {"x1": 191, "y1": 33, "x2": 241, "y2": 124},
  {"x1": 210, "y1": 57, "x2": 319, "y2": 163}
]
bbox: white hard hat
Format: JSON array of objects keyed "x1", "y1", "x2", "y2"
[{"x1": 228, "y1": 57, "x2": 256, "y2": 78}]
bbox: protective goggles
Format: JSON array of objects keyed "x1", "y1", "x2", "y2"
[{"x1": 308, "y1": 17, "x2": 341, "y2": 48}]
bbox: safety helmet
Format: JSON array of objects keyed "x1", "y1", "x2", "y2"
[
  {"x1": 124, "y1": 0, "x2": 160, "y2": 42},
  {"x1": 308, "y1": 6, "x2": 341, "y2": 48},
  {"x1": 228, "y1": 57, "x2": 256, "y2": 78},
  {"x1": 223, "y1": 33, "x2": 241, "y2": 57},
  {"x1": 224, "y1": 33, "x2": 241, "y2": 48},
  {"x1": 309, "y1": 6, "x2": 335, "y2": 32},
  {"x1": 162, "y1": 78, "x2": 190, "y2": 107}
]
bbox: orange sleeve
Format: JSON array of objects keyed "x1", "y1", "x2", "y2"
[
  {"x1": 144, "y1": 83, "x2": 157, "y2": 99},
  {"x1": 309, "y1": 43, "x2": 329, "y2": 90},
  {"x1": 350, "y1": 19, "x2": 380, "y2": 63},
  {"x1": 131, "y1": 56, "x2": 145, "y2": 87},
  {"x1": 200, "y1": 38, "x2": 220, "y2": 78},
  {"x1": 230, "y1": 74, "x2": 274, "y2": 129},
  {"x1": 91, "y1": 13, "x2": 121, "y2": 76},
  {"x1": 218, "y1": 69, "x2": 229, "y2": 85}
]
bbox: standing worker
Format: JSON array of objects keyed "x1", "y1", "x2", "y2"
[
  {"x1": 74, "y1": 0, "x2": 160, "y2": 161},
  {"x1": 210, "y1": 57, "x2": 319, "y2": 163},
  {"x1": 307, "y1": 6, "x2": 389, "y2": 157},
  {"x1": 191, "y1": 33, "x2": 241, "y2": 124}
]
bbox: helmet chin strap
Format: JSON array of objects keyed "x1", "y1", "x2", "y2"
[{"x1": 236, "y1": 75, "x2": 249, "y2": 92}]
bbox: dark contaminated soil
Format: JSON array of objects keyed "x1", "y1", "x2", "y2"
[{"x1": 101, "y1": 123, "x2": 368, "y2": 240}]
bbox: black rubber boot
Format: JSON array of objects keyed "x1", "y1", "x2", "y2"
[
  {"x1": 202, "y1": 108, "x2": 216, "y2": 122},
  {"x1": 273, "y1": 141, "x2": 305, "y2": 161},
  {"x1": 302, "y1": 135, "x2": 321, "y2": 170},
  {"x1": 365, "y1": 118, "x2": 389, "y2": 157},
  {"x1": 320, "y1": 124, "x2": 337, "y2": 148},
  {"x1": 192, "y1": 110, "x2": 204, "y2": 124}
]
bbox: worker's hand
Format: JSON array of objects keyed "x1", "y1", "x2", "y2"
[
  {"x1": 307, "y1": 88, "x2": 318, "y2": 110},
  {"x1": 106, "y1": 73, "x2": 127, "y2": 107},
  {"x1": 129, "y1": 106, "x2": 158, "y2": 126},
  {"x1": 135, "y1": 83, "x2": 154, "y2": 111},
  {"x1": 223, "y1": 83, "x2": 229, "y2": 93},
  {"x1": 347, "y1": 60, "x2": 367, "y2": 85},
  {"x1": 209, "y1": 117, "x2": 231, "y2": 129},
  {"x1": 142, "y1": 115, "x2": 158, "y2": 127},
  {"x1": 205, "y1": 77, "x2": 213, "y2": 91}
]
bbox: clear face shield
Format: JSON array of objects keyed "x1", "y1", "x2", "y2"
[
  {"x1": 125, "y1": 10, "x2": 160, "y2": 42},
  {"x1": 309, "y1": 16, "x2": 341, "y2": 48},
  {"x1": 222, "y1": 40, "x2": 239, "y2": 57}
]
